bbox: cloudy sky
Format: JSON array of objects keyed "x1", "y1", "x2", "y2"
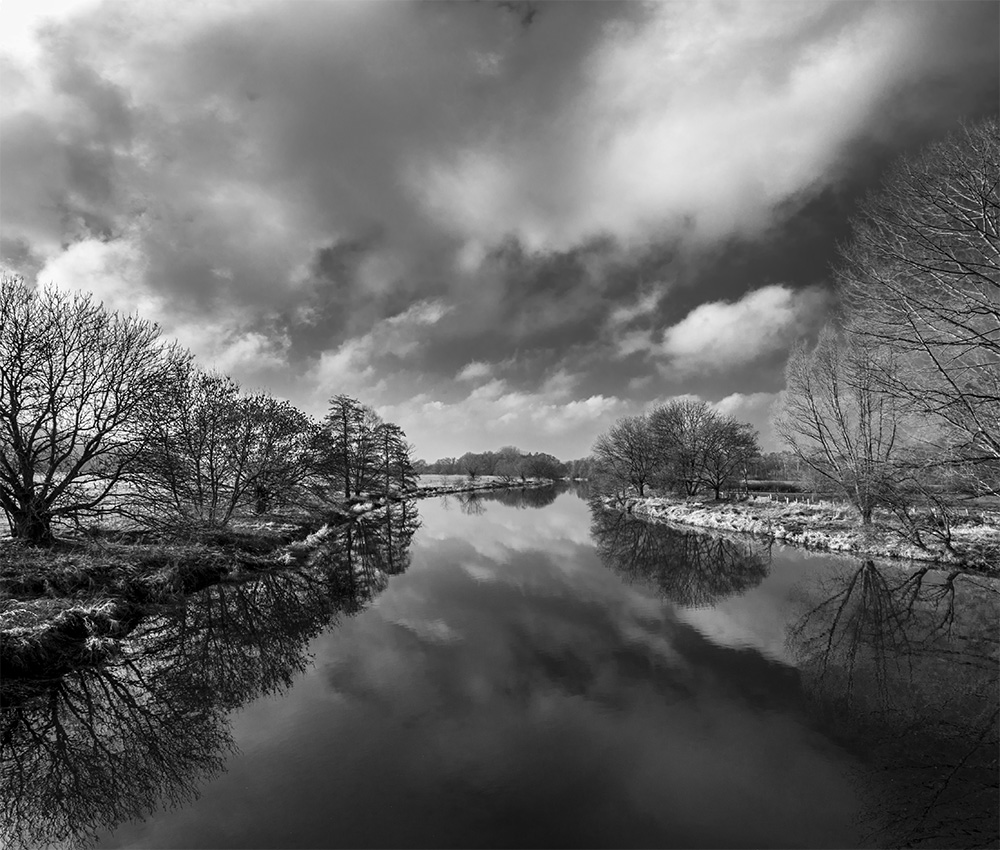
[{"x1": 2, "y1": 0, "x2": 998, "y2": 460}]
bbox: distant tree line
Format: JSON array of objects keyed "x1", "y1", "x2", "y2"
[
  {"x1": 592, "y1": 398, "x2": 761, "y2": 500},
  {"x1": 421, "y1": 446, "x2": 567, "y2": 482},
  {"x1": 0, "y1": 275, "x2": 417, "y2": 544},
  {"x1": 774, "y1": 117, "x2": 998, "y2": 538}
]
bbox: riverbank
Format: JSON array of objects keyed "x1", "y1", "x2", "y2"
[
  {"x1": 0, "y1": 478, "x2": 554, "y2": 678},
  {"x1": 606, "y1": 495, "x2": 1000, "y2": 574}
]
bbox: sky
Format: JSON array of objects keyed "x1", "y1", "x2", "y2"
[{"x1": 2, "y1": 0, "x2": 998, "y2": 461}]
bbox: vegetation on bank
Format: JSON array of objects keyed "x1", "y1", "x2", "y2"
[
  {"x1": 592, "y1": 119, "x2": 999, "y2": 564},
  {"x1": 1, "y1": 508, "x2": 423, "y2": 850},
  {"x1": 0, "y1": 271, "x2": 567, "y2": 679},
  {"x1": 0, "y1": 274, "x2": 431, "y2": 546},
  {"x1": 0, "y1": 474, "x2": 549, "y2": 678},
  {"x1": 606, "y1": 494, "x2": 1000, "y2": 573}
]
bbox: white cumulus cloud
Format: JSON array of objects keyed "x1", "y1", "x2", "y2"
[
  {"x1": 659, "y1": 285, "x2": 826, "y2": 373},
  {"x1": 456, "y1": 360, "x2": 494, "y2": 382}
]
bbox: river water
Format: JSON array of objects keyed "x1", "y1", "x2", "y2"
[{"x1": 3, "y1": 487, "x2": 998, "y2": 849}]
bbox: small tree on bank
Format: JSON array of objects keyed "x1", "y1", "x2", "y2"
[
  {"x1": 373, "y1": 422, "x2": 418, "y2": 495},
  {"x1": 313, "y1": 395, "x2": 415, "y2": 501},
  {"x1": 592, "y1": 415, "x2": 657, "y2": 497},
  {"x1": 699, "y1": 418, "x2": 759, "y2": 500},
  {"x1": 246, "y1": 398, "x2": 315, "y2": 514},
  {"x1": 0, "y1": 276, "x2": 186, "y2": 544},
  {"x1": 315, "y1": 395, "x2": 382, "y2": 500},
  {"x1": 774, "y1": 327, "x2": 905, "y2": 525},
  {"x1": 136, "y1": 367, "x2": 316, "y2": 528}
]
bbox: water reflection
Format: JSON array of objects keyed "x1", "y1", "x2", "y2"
[
  {"x1": 0, "y1": 504, "x2": 419, "y2": 850},
  {"x1": 450, "y1": 485, "x2": 561, "y2": 514},
  {"x1": 787, "y1": 560, "x2": 1000, "y2": 848},
  {"x1": 1, "y1": 663, "x2": 231, "y2": 850},
  {"x1": 3, "y1": 494, "x2": 997, "y2": 849},
  {"x1": 590, "y1": 507, "x2": 771, "y2": 608},
  {"x1": 320, "y1": 502, "x2": 420, "y2": 611}
]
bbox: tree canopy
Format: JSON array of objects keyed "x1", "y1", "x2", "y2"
[{"x1": 0, "y1": 276, "x2": 186, "y2": 543}]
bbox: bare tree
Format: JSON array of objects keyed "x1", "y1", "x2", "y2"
[
  {"x1": 699, "y1": 417, "x2": 760, "y2": 500},
  {"x1": 244, "y1": 397, "x2": 315, "y2": 514},
  {"x1": 592, "y1": 414, "x2": 657, "y2": 497},
  {"x1": 372, "y1": 422, "x2": 417, "y2": 496},
  {"x1": 494, "y1": 445, "x2": 523, "y2": 482},
  {"x1": 648, "y1": 399, "x2": 717, "y2": 496},
  {"x1": 775, "y1": 327, "x2": 906, "y2": 525},
  {"x1": 314, "y1": 395, "x2": 383, "y2": 500},
  {"x1": 0, "y1": 276, "x2": 186, "y2": 544},
  {"x1": 138, "y1": 369, "x2": 256, "y2": 529},
  {"x1": 838, "y1": 118, "x2": 1000, "y2": 489},
  {"x1": 458, "y1": 451, "x2": 483, "y2": 480}
]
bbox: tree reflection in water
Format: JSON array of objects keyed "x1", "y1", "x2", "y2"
[
  {"x1": 319, "y1": 501, "x2": 420, "y2": 612},
  {"x1": 451, "y1": 485, "x2": 561, "y2": 515},
  {"x1": 1, "y1": 664, "x2": 231, "y2": 850},
  {"x1": 0, "y1": 503, "x2": 419, "y2": 850},
  {"x1": 589, "y1": 507, "x2": 771, "y2": 608},
  {"x1": 787, "y1": 560, "x2": 999, "y2": 848}
]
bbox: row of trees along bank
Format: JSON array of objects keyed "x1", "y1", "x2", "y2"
[
  {"x1": 0, "y1": 275, "x2": 416, "y2": 545},
  {"x1": 592, "y1": 398, "x2": 761, "y2": 500},
  {"x1": 774, "y1": 118, "x2": 998, "y2": 542}
]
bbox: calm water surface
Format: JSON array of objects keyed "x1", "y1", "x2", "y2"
[{"x1": 4, "y1": 488, "x2": 998, "y2": 848}]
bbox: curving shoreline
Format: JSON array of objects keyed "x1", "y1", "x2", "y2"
[
  {"x1": 604, "y1": 495, "x2": 999, "y2": 574},
  {"x1": 0, "y1": 479, "x2": 556, "y2": 679}
]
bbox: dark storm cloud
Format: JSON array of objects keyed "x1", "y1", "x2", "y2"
[{"x1": 2, "y1": 0, "x2": 997, "y2": 458}]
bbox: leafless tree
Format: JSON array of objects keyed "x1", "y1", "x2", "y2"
[
  {"x1": 648, "y1": 399, "x2": 717, "y2": 496},
  {"x1": 494, "y1": 446, "x2": 522, "y2": 482},
  {"x1": 458, "y1": 451, "x2": 483, "y2": 481},
  {"x1": 0, "y1": 275, "x2": 186, "y2": 544},
  {"x1": 775, "y1": 327, "x2": 906, "y2": 524},
  {"x1": 136, "y1": 368, "x2": 313, "y2": 529},
  {"x1": 698, "y1": 417, "x2": 760, "y2": 500},
  {"x1": 246, "y1": 398, "x2": 315, "y2": 514},
  {"x1": 314, "y1": 395, "x2": 383, "y2": 500},
  {"x1": 372, "y1": 421, "x2": 417, "y2": 496},
  {"x1": 592, "y1": 414, "x2": 657, "y2": 497},
  {"x1": 838, "y1": 118, "x2": 999, "y2": 492}
]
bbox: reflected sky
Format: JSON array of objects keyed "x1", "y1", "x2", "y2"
[
  {"x1": 6, "y1": 490, "x2": 994, "y2": 849},
  {"x1": 95, "y1": 492, "x2": 869, "y2": 849}
]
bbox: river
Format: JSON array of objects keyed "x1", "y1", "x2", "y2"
[{"x1": 3, "y1": 487, "x2": 997, "y2": 848}]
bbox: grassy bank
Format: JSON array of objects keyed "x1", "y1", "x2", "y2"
[
  {"x1": 607, "y1": 495, "x2": 1000, "y2": 574},
  {"x1": 0, "y1": 477, "x2": 554, "y2": 679},
  {"x1": 0, "y1": 520, "x2": 307, "y2": 678}
]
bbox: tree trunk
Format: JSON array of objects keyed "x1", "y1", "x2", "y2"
[
  {"x1": 254, "y1": 483, "x2": 270, "y2": 515},
  {"x1": 11, "y1": 507, "x2": 54, "y2": 546}
]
